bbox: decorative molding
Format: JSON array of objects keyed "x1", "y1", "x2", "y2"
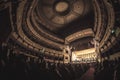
[{"x1": 65, "y1": 28, "x2": 94, "y2": 43}]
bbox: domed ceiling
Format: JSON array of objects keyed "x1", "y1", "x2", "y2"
[
  {"x1": 6, "y1": 0, "x2": 95, "y2": 54},
  {"x1": 38, "y1": 0, "x2": 94, "y2": 36},
  {"x1": 1, "y1": 0, "x2": 115, "y2": 55}
]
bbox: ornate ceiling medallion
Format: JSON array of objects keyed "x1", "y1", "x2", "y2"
[{"x1": 54, "y1": 1, "x2": 70, "y2": 16}]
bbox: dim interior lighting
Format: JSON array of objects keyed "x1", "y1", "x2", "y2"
[{"x1": 115, "y1": 27, "x2": 120, "y2": 36}]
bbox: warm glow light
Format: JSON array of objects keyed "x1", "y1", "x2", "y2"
[
  {"x1": 55, "y1": 2, "x2": 69, "y2": 12},
  {"x1": 72, "y1": 52, "x2": 77, "y2": 61},
  {"x1": 65, "y1": 28, "x2": 94, "y2": 43},
  {"x1": 72, "y1": 48, "x2": 97, "y2": 63}
]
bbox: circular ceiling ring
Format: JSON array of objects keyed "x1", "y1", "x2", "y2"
[{"x1": 53, "y1": 0, "x2": 71, "y2": 16}]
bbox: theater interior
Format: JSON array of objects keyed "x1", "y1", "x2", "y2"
[{"x1": 0, "y1": 0, "x2": 120, "y2": 80}]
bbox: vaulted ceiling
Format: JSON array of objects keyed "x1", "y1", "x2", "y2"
[{"x1": 1, "y1": 0, "x2": 119, "y2": 56}]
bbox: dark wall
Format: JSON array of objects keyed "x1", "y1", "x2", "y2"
[{"x1": 0, "y1": 8, "x2": 12, "y2": 44}]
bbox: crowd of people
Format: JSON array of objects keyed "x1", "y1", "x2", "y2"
[
  {"x1": 0, "y1": 45, "x2": 90, "y2": 80},
  {"x1": 1, "y1": 44, "x2": 120, "y2": 80},
  {"x1": 94, "y1": 58, "x2": 120, "y2": 80}
]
